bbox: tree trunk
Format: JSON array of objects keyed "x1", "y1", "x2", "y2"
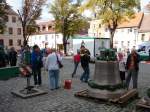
[
  {"x1": 63, "y1": 35, "x2": 67, "y2": 55},
  {"x1": 22, "y1": 26, "x2": 28, "y2": 47},
  {"x1": 109, "y1": 29, "x2": 115, "y2": 49}
]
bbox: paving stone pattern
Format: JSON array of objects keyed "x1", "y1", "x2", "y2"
[{"x1": 0, "y1": 58, "x2": 149, "y2": 112}]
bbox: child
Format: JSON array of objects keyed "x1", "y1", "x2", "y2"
[
  {"x1": 118, "y1": 53, "x2": 126, "y2": 83},
  {"x1": 71, "y1": 50, "x2": 80, "y2": 78}
]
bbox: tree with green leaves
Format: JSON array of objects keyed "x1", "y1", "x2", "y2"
[
  {"x1": 0, "y1": 0, "x2": 8, "y2": 34},
  {"x1": 81, "y1": 0, "x2": 140, "y2": 48},
  {"x1": 18, "y1": 0, "x2": 45, "y2": 46},
  {"x1": 49, "y1": 0, "x2": 89, "y2": 54}
]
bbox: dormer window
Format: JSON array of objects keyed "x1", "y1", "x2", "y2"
[{"x1": 12, "y1": 16, "x2": 16, "y2": 23}]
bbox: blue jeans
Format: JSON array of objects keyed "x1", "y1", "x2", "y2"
[
  {"x1": 126, "y1": 69, "x2": 138, "y2": 89},
  {"x1": 49, "y1": 70, "x2": 59, "y2": 89},
  {"x1": 80, "y1": 66, "x2": 90, "y2": 82},
  {"x1": 72, "y1": 61, "x2": 79, "y2": 77}
]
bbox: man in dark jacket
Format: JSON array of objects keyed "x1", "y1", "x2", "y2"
[
  {"x1": 31, "y1": 45, "x2": 43, "y2": 86},
  {"x1": 126, "y1": 49, "x2": 140, "y2": 89},
  {"x1": 80, "y1": 47, "x2": 90, "y2": 82},
  {"x1": 0, "y1": 46, "x2": 6, "y2": 68},
  {"x1": 9, "y1": 47, "x2": 17, "y2": 66}
]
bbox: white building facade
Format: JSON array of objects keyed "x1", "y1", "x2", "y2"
[
  {"x1": 88, "y1": 13, "x2": 144, "y2": 51},
  {"x1": 28, "y1": 21, "x2": 63, "y2": 50}
]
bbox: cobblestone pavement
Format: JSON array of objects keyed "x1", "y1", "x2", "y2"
[{"x1": 0, "y1": 58, "x2": 149, "y2": 112}]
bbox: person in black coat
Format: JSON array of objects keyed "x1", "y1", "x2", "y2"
[
  {"x1": 126, "y1": 49, "x2": 140, "y2": 89},
  {"x1": 0, "y1": 46, "x2": 7, "y2": 68},
  {"x1": 80, "y1": 47, "x2": 90, "y2": 82},
  {"x1": 9, "y1": 47, "x2": 17, "y2": 66}
]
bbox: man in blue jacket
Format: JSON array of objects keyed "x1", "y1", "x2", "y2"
[{"x1": 31, "y1": 45, "x2": 43, "y2": 87}]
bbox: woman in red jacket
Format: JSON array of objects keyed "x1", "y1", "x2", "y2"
[{"x1": 72, "y1": 50, "x2": 80, "y2": 78}]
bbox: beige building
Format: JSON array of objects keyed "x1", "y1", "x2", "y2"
[
  {"x1": 138, "y1": 14, "x2": 150, "y2": 45},
  {"x1": 0, "y1": 7, "x2": 23, "y2": 50},
  {"x1": 88, "y1": 20, "x2": 110, "y2": 38}
]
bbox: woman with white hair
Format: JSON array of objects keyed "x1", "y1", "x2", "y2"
[{"x1": 46, "y1": 48, "x2": 62, "y2": 90}]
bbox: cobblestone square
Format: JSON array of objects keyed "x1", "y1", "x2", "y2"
[{"x1": 0, "y1": 58, "x2": 149, "y2": 112}]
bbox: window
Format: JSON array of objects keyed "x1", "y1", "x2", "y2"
[
  {"x1": 42, "y1": 25, "x2": 46, "y2": 31},
  {"x1": 0, "y1": 39, "x2": 4, "y2": 46},
  {"x1": 52, "y1": 35, "x2": 54, "y2": 39},
  {"x1": 17, "y1": 28, "x2": 21, "y2": 35},
  {"x1": 141, "y1": 34, "x2": 145, "y2": 41},
  {"x1": 99, "y1": 33, "x2": 101, "y2": 37},
  {"x1": 17, "y1": 39, "x2": 21, "y2": 46},
  {"x1": 9, "y1": 27, "x2": 13, "y2": 34},
  {"x1": 5, "y1": 16, "x2": 9, "y2": 22},
  {"x1": 12, "y1": 16, "x2": 16, "y2": 23},
  {"x1": 99, "y1": 24, "x2": 101, "y2": 28},
  {"x1": 105, "y1": 28, "x2": 108, "y2": 32},
  {"x1": 134, "y1": 29, "x2": 137, "y2": 33},
  {"x1": 93, "y1": 24, "x2": 95, "y2": 28},
  {"x1": 45, "y1": 35, "x2": 48, "y2": 41},
  {"x1": 9, "y1": 39, "x2": 13, "y2": 46},
  {"x1": 37, "y1": 27, "x2": 40, "y2": 32},
  {"x1": 39, "y1": 36, "x2": 41, "y2": 40},
  {"x1": 130, "y1": 28, "x2": 132, "y2": 32},
  {"x1": 121, "y1": 41, "x2": 124, "y2": 47},
  {"x1": 48, "y1": 25, "x2": 52, "y2": 30},
  {"x1": 127, "y1": 41, "x2": 130, "y2": 46},
  {"x1": 56, "y1": 34, "x2": 59, "y2": 39}
]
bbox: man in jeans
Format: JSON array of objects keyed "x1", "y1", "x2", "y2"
[
  {"x1": 31, "y1": 45, "x2": 43, "y2": 87},
  {"x1": 80, "y1": 48, "x2": 90, "y2": 83},
  {"x1": 46, "y1": 48, "x2": 62, "y2": 90},
  {"x1": 126, "y1": 49, "x2": 140, "y2": 89},
  {"x1": 72, "y1": 50, "x2": 80, "y2": 78}
]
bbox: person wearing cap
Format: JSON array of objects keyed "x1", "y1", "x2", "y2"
[{"x1": 126, "y1": 49, "x2": 140, "y2": 89}]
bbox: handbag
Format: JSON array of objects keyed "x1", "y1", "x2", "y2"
[{"x1": 56, "y1": 53, "x2": 63, "y2": 68}]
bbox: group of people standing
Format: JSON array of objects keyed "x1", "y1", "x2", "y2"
[
  {"x1": 21, "y1": 45, "x2": 62, "y2": 90},
  {"x1": 72, "y1": 45, "x2": 140, "y2": 89},
  {"x1": 0, "y1": 46, "x2": 17, "y2": 68},
  {"x1": 118, "y1": 48, "x2": 140, "y2": 89},
  {"x1": 72, "y1": 45, "x2": 91, "y2": 83}
]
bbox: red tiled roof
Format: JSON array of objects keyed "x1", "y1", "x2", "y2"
[
  {"x1": 117, "y1": 12, "x2": 144, "y2": 28},
  {"x1": 139, "y1": 14, "x2": 150, "y2": 33}
]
